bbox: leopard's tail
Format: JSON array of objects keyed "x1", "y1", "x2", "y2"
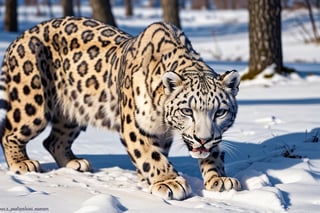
[{"x1": 0, "y1": 61, "x2": 9, "y2": 138}]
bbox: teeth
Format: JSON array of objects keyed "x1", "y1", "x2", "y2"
[{"x1": 189, "y1": 150, "x2": 210, "y2": 159}]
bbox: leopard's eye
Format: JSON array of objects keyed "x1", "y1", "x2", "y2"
[
  {"x1": 215, "y1": 109, "x2": 228, "y2": 118},
  {"x1": 180, "y1": 108, "x2": 193, "y2": 117}
]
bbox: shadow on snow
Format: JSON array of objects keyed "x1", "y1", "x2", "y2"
[{"x1": 40, "y1": 128, "x2": 320, "y2": 183}]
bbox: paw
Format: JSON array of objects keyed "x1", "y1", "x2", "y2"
[
  {"x1": 66, "y1": 158, "x2": 92, "y2": 172},
  {"x1": 10, "y1": 160, "x2": 41, "y2": 174},
  {"x1": 205, "y1": 176, "x2": 241, "y2": 192},
  {"x1": 150, "y1": 176, "x2": 192, "y2": 200}
]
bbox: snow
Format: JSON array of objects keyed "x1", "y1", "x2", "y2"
[{"x1": 0, "y1": 4, "x2": 320, "y2": 213}]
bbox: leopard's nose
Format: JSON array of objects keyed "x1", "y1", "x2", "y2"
[{"x1": 194, "y1": 135, "x2": 212, "y2": 144}]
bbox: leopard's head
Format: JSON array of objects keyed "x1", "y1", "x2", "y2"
[{"x1": 162, "y1": 69, "x2": 240, "y2": 158}]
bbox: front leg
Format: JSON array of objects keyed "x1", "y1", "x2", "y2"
[
  {"x1": 120, "y1": 127, "x2": 191, "y2": 200},
  {"x1": 200, "y1": 147, "x2": 241, "y2": 192}
]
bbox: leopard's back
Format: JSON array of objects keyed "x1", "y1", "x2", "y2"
[{"x1": 1, "y1": 17, "x2": 133, "y2": 131}]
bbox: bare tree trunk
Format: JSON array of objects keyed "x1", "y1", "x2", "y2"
[
  {"x1": 61, "y1": 0, "x2": 74, "y2": 17},
  {"x1": 191, "y1": 0, "x2": 210, "y2": 10},
  {"x1": 305, "y1": 0, "x2": 320, "y2": 42},
  {"x1": 36, "y1": 1, "x2": 42, "y2": 16},
  {"x1": 161, "y1": 0, "x2": 181, "y2": 29},
  {"x1": 213, "y1": 0, "x2": 228, "y2": 9},
  {"x1": 124, "y1": 0, "x2": 133, "y2": 16},
  {"x1": 4, "y1": 0, "x2": 18, "y2": 32},
  {"x1": 90, "y1": 0, "x2": 117, "y2": 27},
  {"x1": 242, "y1": 0, "x2": 290, "y2": 80},
  {"x1": 75, "y1": 0, "x2": 81, "y2": 16},
  {"x1": 149, "y1": 0, "x2": 156, "y2": 7}
]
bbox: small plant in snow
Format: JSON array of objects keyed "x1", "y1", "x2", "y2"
[
  {"x1": 281, "y1": 144, "x2": 303, "y2": 159},
  {"x1": 304, "y1": 130, "x2": 319, "y2": 143}
]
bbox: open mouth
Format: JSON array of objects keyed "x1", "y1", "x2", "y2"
[
  {"x1": 189, "y1": 148, "x2": 210, "y2": 159},
  {"x1": 192, "y1": 147, "x2": 209, "y2": 153},
  {"x1": 183, "y1": 138, "x2": 220, "y2": 159}
]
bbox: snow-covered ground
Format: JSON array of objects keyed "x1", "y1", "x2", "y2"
[{"x1": 0, "y1": 4, "x2": 320, "y2": 213}]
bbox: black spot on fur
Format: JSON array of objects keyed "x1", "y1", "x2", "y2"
[
  {"x1": 77, "y1": 80, "x2": 82, "y2": 92},
  {"x1": 68, "y1": 72, "x2": 75, "y2": 85},
  {"x1": 63, "y1": 59, "x2": 70, "y2": 71},
  {"x1": 64, "y1": 22, "x2": 78, "y2": 35},
  {"x1": 87, "y1": 45, "x2": 100, "y2": 59},
  {"x1": 98, "y1": 37, "x2": 111, "y2": 47},
  {"x1": 8, "y1": 56, "x2": 18, "y2": 70},
  {"x1": 31, "y1": 75, "x2": 41, "y2": 89},
  {"x1": 101, "y1": 119, "x2": 111, "y2": 128},
  {"x1": 85, "y1": 75, "x2": 99, "y2": 90},
  {"x1": 34, "y1": 94, "x2": 43, "y2": 106},
  {"x1": 9, "y1": 88, "x2": 19, "y2": 101},
  {"x1": 33, "y1": 118, "x2": 42, "y2": 126},
  {"x1": 101, "y1": 28, "x2": 116, "y2": 37},
  {"x1": 61, "y1": 37, "x2": 68, "y2": 55},
  {"x1": 17, "y1": 44, "x2": 25, "y2": 58},
  {"x1": 52, "y1": 33, "x2": 60, "y2": 51},
  {"x1": 51, "y1": 19, "x2": 63, "y2": 28},
  {"x1": 81, "y1": 30, "x2": 94, "y2": 43},
  {"x1": 73, "y1": 52, "x2": 82, "y2": 63},
  {"x1": 70, "y1": 38, "x2": 80, "y2": 50},
  {"x1": 143, "y1": 162, "x2": 150, "y2": 172},
  {"x1": 83, "y1": 94, "x2": 93, "y2": 106},
  {"x1": 139, "y1": 139, "x2": 145, "y2": 145},
  {"x1": 134, "y1": 149, "x2": 141, "y2": 158},
  {"x1": 115, "y1": 35, "x2": 128, "y2": 45},
  {"x1": 83, "y1": 20, "x2": 99, "y2": 27},
  {"x1": 13, "y1": 73, "x2": 21, "y2": 83},
  {"x1": 29, "y1": 25, "x2": 40, "y2": 34},
  {"x1": 25, "y1": 103, "x2": 36, "y2": 116},
  {"x1": 13, "y1": 108, "x2": 21, "y2": 123},
  {"x1": 151, "y1": 151, "x2": 161, "y2": 161},
  {"x1": 23, "y1": 60, "x2": 34, "y2": 75},
  {"x1": 23, "y1": 85, "x2": 30, "y2": 95},
  {"x1": 44, "y1": 25, "x2": 50, "y2": 42},
  {"x1": 95, "y1": 106, "x2": 105, "y2": 120},
  {"x1": 79, "y1": 106, "x2": 85, "y2": 114},
  {"x1": 126, "y1": 115, "x2": 132, "y2": 124},
  {"x1": 128, "y1": 98, "x2": 133, "y2": 109},
  {"x1": 54, "y1": 59, "x2": 61, "y2": 69},
  {"x1": 28, "y1": 36, "x2": 42, "y2": 54},
  {"x1": 71, "y1": 90, "x2": 77, "y2": 100},
  {"x1": 94, "y1": 59, "x2": 102, "y2": 73},
  {"x1": 77, "y1": 61, "x2": 88, "y2": 77},
  {"x1": 129, "y1": 132, "x2": 137, "y2": 142},
  {"x1": 136, "y1": 86, "x2": 140, "y2": 96},
  {"x1": 20, "y1": 125, "x2": 32, "y2": 137},
  {"x1": 98, "y1": 90, "x2": 107, "y2": 102}
]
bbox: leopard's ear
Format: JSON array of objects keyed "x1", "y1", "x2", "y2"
[
  {"x1": 220, "y1": 70, "x2": 240, "y2": 96},
  {"x1": 162, "y1": 72, "x2": 183, "y2": 95}
]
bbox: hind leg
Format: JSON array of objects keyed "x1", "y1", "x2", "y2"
[{"x1": 43, "y1": 116, "x2": 91, "y2": 172}]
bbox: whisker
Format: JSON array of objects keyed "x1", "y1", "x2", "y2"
[{"x1": 221, "y1": 141, "x2": 240, "y2": 160}]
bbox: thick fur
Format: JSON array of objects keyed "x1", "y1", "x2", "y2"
[{"x1": 0, "y1": 16, "x2": 240, "y2": 200}]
